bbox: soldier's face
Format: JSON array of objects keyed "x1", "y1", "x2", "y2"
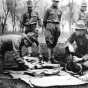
[
  {"x1": 81, "y1": 6, "x2": 87, "y2": 12},
  {"x1": 80, "y1": 30, "x2": 86, "y2": 35},
  {"x1": 76, "y1": 30, "x2": 85, "y2": 36},
  {"x1": 53, "y1": 1, "x2": 59, "y2": 7},
  {"x1": 28, "y1": 7, "x2": 32, "y2": 13}
]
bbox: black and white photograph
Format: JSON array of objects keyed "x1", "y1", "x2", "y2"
[{"x1": 0, "y1": 0, "x2": 88, "y2": 88}]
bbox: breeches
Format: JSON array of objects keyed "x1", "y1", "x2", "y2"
[{"x1": 45, "y1": 23, "x2": 60, "y2": 48}]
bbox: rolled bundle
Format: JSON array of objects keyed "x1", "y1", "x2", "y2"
[{"x1": 65, "y1": 62, "x2": 83, "y2": 75}]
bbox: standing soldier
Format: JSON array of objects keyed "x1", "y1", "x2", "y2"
[
  {"x1": 21, "y1": 0, "x2": 42, "y2": 56},
  {"x1": 78, "y1": 2, "x2": 88, "y2": 27},
  {"x1": 43, "y1": 0, "x2": 62, "y2": 63}
]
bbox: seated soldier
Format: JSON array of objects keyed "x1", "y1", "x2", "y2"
[
  {"x1": 0, "y1": 33, "x2": 39, "y2": 73},
  {"x1": 65, "y1": 20, "x2": 88, "y2": 75}
]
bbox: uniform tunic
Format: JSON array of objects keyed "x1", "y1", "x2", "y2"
[
  {"x1": 65, "y1": 33, "x2": 88, "y2": 73},
  {"x1": 78, "y1": 11, "x2": 88, "y2": 27},
  {"x1": 22, "y1": 11, "x2": 41, "y2": 34},
  {"x1": 43, "y1": 6, "x2": 62, "y2": 48},
  {"x1": 68, "y1": 33, "x2": 88, "y2": 58}
]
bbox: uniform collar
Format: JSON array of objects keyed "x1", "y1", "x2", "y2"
[{"x1": 52, "y1": 5, "x2": 58, "y2": 9}]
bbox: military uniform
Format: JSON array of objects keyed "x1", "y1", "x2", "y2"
[
  {"x1": 68, "y1": 33, "x2": 88, "y2": 57},
  {"x1": 21, "y1": 11, "x2": 41, "y2": 56},
  {"x1": 43, "y1": 5, "x2": 62, "y2": 48},
  {"x1": 22, "y1": 11, "x2": 41, "y2": 34},
  {"x1": 78, "y1": 11, "x2": 88, "y2": 27},
  {"x1": 21, "y1": 0, "x2": 41, "y2": 34},
  {"x1": 43, "y1": 0, "x2": 62, "y2": 63},
  {"x1": 78, "y1": 3, "x2": 88, "y2": 27},
  {"x1": 65, "y1": 20, "x2": 88, "y2": 74}
]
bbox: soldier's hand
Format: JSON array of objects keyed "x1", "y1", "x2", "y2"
[
  {"x1": 15, "y1": 57, "x2": 24, "y2": 64},
  {"x1": 34, "y1": 39, "x2": 39, "y2": 46},
  {"x1": 73, "y1": 56, "x2": 83, "y2": 62},
  {"x1": 25, "y1": 22, "x2": 30, "y2": 25},
  {"x1": 82, "y1": 55, "x2": 88, "y2": 61}
]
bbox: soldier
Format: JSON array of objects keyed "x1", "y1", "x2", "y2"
[
  {"x1": 65, "y1": 20, "x2": 88, "y2": 74},
  {"x1": 22, "y1": 0, "x2": 42, "y2": 34},
  {"x1": 43, "y1": 0, "x2": 62, "y2": 63},
  {"x1": 78, "y1": 2, "x2": 88, "y2": 27},
  {"x1": 21, "y1": 0, "x2": 42, "y2": 56},
  {"x1": 0, "y1": 33, "x2": 39, "y2": 73}
]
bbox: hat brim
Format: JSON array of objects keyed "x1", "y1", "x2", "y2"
[
  {"x1": 81, "y1": 5, "x2": 87, "y2": 7},
  {"x1": 76, "y1": 28, "x2": 87, "y2": 30},
  {"x1": 75, "y1": 27, "x2": 87, "y2": 30},
  {"x1": 27, "y1": 5, "x2": 32, "y2": 7},
  {"x1": 53, "y1": 0, "x2": 60, "y2": 2},
  {"x1": 55, "y1": 1, "x2": 60, "y2": 2},
  {"x1": 72, "y1": 25, "x2": 87, "y2": 30}
]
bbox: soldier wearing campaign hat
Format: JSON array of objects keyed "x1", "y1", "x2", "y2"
[
  {"x1": 65, "y1": 20, "x2": 88, "y2": 75},
  {"x1": 67, "y1": 20, "x2": 88, "y2": 57}
]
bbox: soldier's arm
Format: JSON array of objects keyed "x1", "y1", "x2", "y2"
[
  {"x1": 65, "y1": 33, "x2": 76, "y2": 46},
  {"x1": 21, "y1": 14, "x2": 29, "y2": 27},
  {"x1": 82, "y1": 39, "x2": 88, "y2": 61},
  {"x1": 20, "y1": 15, "x2": 24, "y2": 29},
  {"x1": 58, "y1": 8, "x2": 62, "y2": 22},
  {"x1": 65, "y1": 33, "x2": 76, "y2": 52},
  {"x1": 82, "y1": 54, "x2": 88, "y2": 61},
  {"x1": 43, "y1": 9, "x2": 50, "y2": 28},
  {"x1": 37, "y1": 12, "x2": 42, "y2": 27},
  {"x1": 68, "y1": 33, "x2": 76, "y2": 44}
]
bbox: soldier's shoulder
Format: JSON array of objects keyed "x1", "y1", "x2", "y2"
[
  {"x1": 85, "y1": 11, "x2": 88, "y2": 14},
  {"x1": 58, "y1": 7, "x2": 62, "y2": 12},
  {"x1": 69, "y1": 32, "x2": 76, "y2": 38},
  {"x1": 71, "y1": 32, "x2": 76, "y2": 36},
  {"x1": 85, "y1": 12, "x2": 88, "y2": 17},
  {"x1": 46, "y1": 7, "x2": 52, "y2": 12},
  {"x1": 23, "y1": 12, "x2": 29, "y2": 16},
  {"x1": 32, "y1": 11, "x2": 39, "y2": 16},
  {"x1": 23, "y1": 12, "x2": 27, "y2": 15},
  {"x1": 33, "y1": 11, "x2": 39, "y2": 15}
]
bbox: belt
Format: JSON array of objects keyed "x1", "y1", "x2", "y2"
[{"x1": 47, "y1": 21, "x2": 60, "y2": 24}]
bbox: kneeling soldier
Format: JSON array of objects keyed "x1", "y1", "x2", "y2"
[{"x1": 65, "y1": 20, "x2": 88, "y2": 75}]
